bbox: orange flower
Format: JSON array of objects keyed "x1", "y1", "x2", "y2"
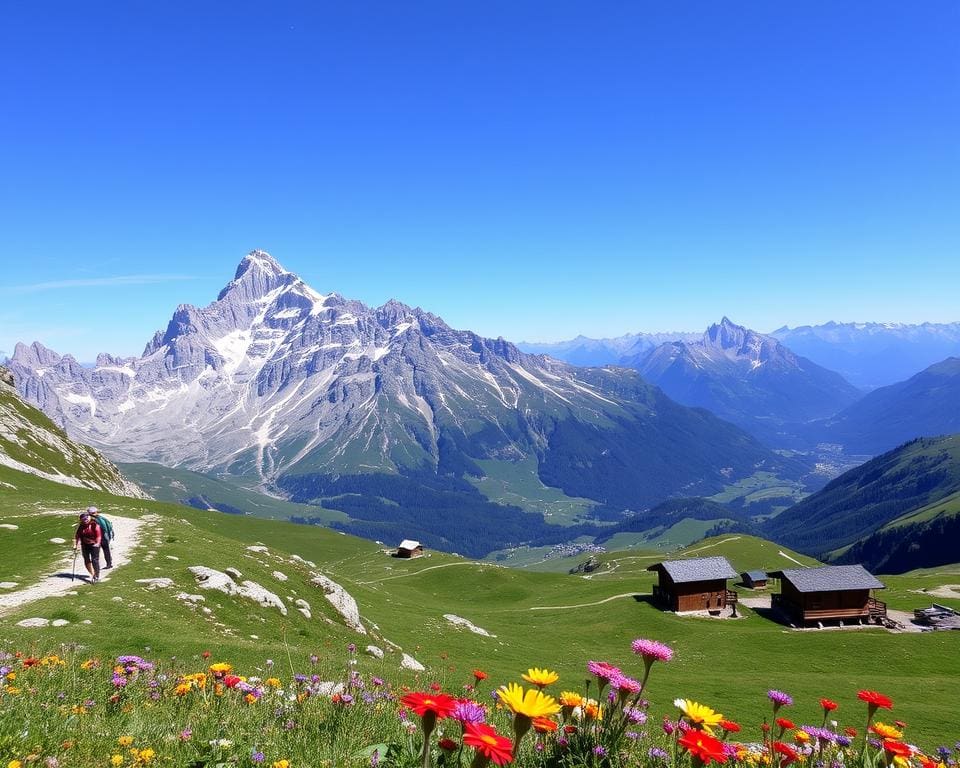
[
  {"x1": 532, "y1": 716, "x2": 558, "y2": 733},
  {"x1": 819, "y1": 698, "x2": 838, "y2": 712},
  {"x1": 473, "y1": 669, "x2": 488, "y2": 683},
  {"x1": 720, "y1": 720, "x2": 741, "y2": 734},
  {"x1": 776, "y1": 718, "x2": 794, "y2": 731},
  {"x1": 679, "y1": 730, "x2": 728, "y2": 764},
  {"x1": 870, "y1": 722, "x2": 903, "y2": 740},
  {"x1": 772, "y1": 742, "x2": 799, "y2": 766},
  {"x1": 883, "y1": 741, "x2": 913, "y2": 759}
]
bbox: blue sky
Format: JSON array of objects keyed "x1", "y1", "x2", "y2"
[{"x1": 1, "y1": 2, "x2": 958, "y2": 361}]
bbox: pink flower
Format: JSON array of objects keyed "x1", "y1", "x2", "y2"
[{"x1": 631, "y1": 638, "x2": 674, "y2": 664}]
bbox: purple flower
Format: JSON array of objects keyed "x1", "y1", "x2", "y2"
[
  {"x1": 451, "y1": 700, "x2": 486, "y2": 724},
  {"x1": 836, "y1": 736, "x2": 852, "y2": 748},
  {"x1": 768, "y1": 689, "x2": 793, "y2": 708},
  {"x1": 265, "y1": 659, "x2": 274, "y2": 668},
  {"x1": 371, "y1": 676, "x2": 384, "y2": 687},
  {"x1": 251, "y1": 751, "x2": 265, "y2": 763},
  {"x1": 631, "y1": 638, "x2": 674, "y2": 663},
  {"x1": 587, "y1": 660, "x2": 621, "y2": 685},
  {"x1": 626, "y1": 731, "x2": 639, "y2": 740},
  {"x1": 179, "y1": 728, "x2": 192, "y2": 741},
  {"x1": 347, "y1": 643, "x2": 356, "y2": 654},
  {"x1": 593, "y1": 746, "x2": 606, "y2": 757},
  {"x1": 625, "y1": 707, "x2": 647, "y2": 724},
  {"x1": 649, "y1": 748, "x2": 669, "y2": 761},
  {"x1": 310, "y1": 654, "x2": 319, "y2": 664}
]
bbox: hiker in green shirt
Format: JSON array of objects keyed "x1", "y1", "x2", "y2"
[{"x1": 88, "y1": 507, "x2": 115, "y2": 569}]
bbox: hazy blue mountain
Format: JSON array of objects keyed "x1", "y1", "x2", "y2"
[
  {"x1": 516, "y1": 332, "x2": 698, "y2": 366},
  {"x1": 625, "y1": 317, "x2": 862, "y2": 444},
  {"x1": 771, "y1": 321, "x2": 960, "y2": 390},
  {"x1": 816, "y1": 357, "x2": 960, "y2": 455},
  {"x1": 7, "y1": 252, "x2": 797, "y2": 556}
]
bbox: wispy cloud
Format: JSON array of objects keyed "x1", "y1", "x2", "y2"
[{"x1": 3, "y1": 274, "x2": 198, "y2": 294}]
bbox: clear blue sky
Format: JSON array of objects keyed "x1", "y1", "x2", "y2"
[{"x1": 1, "y1": 2, "x2": 958, "y2": 361}]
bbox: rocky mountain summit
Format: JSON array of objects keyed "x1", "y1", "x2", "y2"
[
  {"x1": 8, "y1": 252, "x2": 793, "y2": 553},
  {"x1": 626, "y1": 317, "x2": 862, "y2": 443}
]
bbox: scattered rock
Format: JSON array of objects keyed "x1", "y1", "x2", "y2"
[
  {"x1": 201, "y1": 607, "x2": 212, "y2": 615},
  {"x1": 0, "y1": 582, "x2": 18, "y2": 589},
  {"x1": 175, "y1": 592, "x2": 205, "y2": 603},
  {"x1": 0, "y1": 524, "x2": 19, "y2": 530},
  {"x1": 400, "y1": 653, "x2": 425, "y2": 672},
  {"x1": 297, "y1": 607, "x2": 312, "y2": 619},
  {"x1": 272, "y1": 570, "x2": 288, "y2": 582},
  {"x1": 249, "y1": 634, "x2": 259, "y2": 640},
  {"x1": 166, "y1": 555, "x2": 180, "y2": 561},
  {"x1": 81, "y1": 619, "x2": 92, "y2": 625},
  {"x1": 51, "y1": 619, "x2": 70, "y2": 627},
  {"x1": 310, "y1": 573, "x2": 366, "y2": 634},
  {"x1": 111, "y1": 596, "x2": 123, "y2": 602},
  {"x1": 16, "y1": 618, "x2": 50, "y2": 628},
  {"x1": 48, "y1": 537, "x2": 66, "y2": 544},
  {"x1": 188, "y1": 566, "x2": 287, "y2": 615},
  {"x1": 443, "y1": 614, "x2": 496, "y2": 637},
  {"x1": 365, "y1": 645, "x2": 384, "y2": 659},
  {"x1": 295, "y1": 598, "x2": 311, "y2": 610},
  {"x1": 136, "y1": 578, "x2": 174, "y2": 590},
  {"x1": 225, "y1": 567, "x2": 243, "y2": 580},
  {"x1": 246, "y1": 545, "x2": 268, "y2": 553},
  {"x1": 315, "y1": 681, "x2": 345, "y2": 696}
]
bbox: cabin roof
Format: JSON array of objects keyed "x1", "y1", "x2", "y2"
[
  {"x1": 398, "y1": 539, "x2": 421, "y2": 550},
  {"x1": 767, "y1": 564, "x2": 885, "y2": 593},
  {"x1": 744, "y1": 570, "x2": 767, "y2": 581},
  {"x1": 647, "y1": 556, "x2": 738, "y2": 583}
]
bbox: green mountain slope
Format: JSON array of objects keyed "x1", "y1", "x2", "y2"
[
  {"x1": 763, "y1": 434, "x2": 960, "y2": 556},
  {"x1": 819, "y1": 357, "x2": 960, "y2": 454}
]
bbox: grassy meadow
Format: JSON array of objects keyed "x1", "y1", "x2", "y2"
[{"x1": 3, "y1": 463, "x2": 960, "y2": 764}]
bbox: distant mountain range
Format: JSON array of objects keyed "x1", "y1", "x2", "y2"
[
  {"x1": 625, "y1": 317, "x2": 862, "y2": 443},
  {"x1": 7, "y1": 251, "x2": 796, "y2": 556},
  {"x1": 771, "y1": 321, "x2": 960, "y2": 390},
  {"x1": 517, "y1": 332, "x2": 698, "y2": 367}
]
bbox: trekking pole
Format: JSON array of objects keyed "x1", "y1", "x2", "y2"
[{"x1": 71, "y1": 547, "x2": 79, "y2": 581}]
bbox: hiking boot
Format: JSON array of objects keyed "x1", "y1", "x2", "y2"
[{"x1": 104, "y1": 564, "x2": 113, "y2": 569}]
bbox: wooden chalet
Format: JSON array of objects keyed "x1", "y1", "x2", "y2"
[
  {"x1": 768, "y1": 565, "x2": 886, "y2": 625},
  {"x1": 648, "y1": 556, "x2": 739, "y2": 613},
  {"x1": 741, "y1": 570, "x2": 768, "y2": 589},
  {"x1": 395, "y1": 539, "x2": 424, "y2": 559}
]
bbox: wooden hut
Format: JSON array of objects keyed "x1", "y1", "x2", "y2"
[
  {"x1": 647, "y1": 556, "x2": 738, "y2": 613},
  {"x1": 768, "y1": 565, "x2": 886, "y2": 625},
  {"x1": 395, "y1": 539, "x2": 424, "y2": 559},
  {"x1": 741, "y1": 570, "x2": 768, "y2": 589}
]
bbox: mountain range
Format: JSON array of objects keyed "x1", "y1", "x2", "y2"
[
  {"x1": 624, "y1": 317, "x2": 862, "y2": 443},
  {"x1": 7, "y1": 251, "x2": 794, "y2": 556},
  {"x1": 517, "y1": 332, "x2": 698, "y2": 367}
]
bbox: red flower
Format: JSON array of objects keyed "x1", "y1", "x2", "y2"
[
  {"x1": 720, "y1": 720, "x2": 741, "y2": 733},
  {"x1": 22, "y1": 658, "x2": 39, "y2": 668},
  {"x1": 430, "y1": 682, "x2": 442, "y2": 693},
  {"x1": 202, "y1": 650, "x2": 211, "y2": 659},
  {"x1": 473, "y1": 669, "x2": 488, "y2": 683},
  {"x1": 819, "y1": 698, "x2": 838, "y2": 712},
  {"x1": 857, "y1": 690, "x2": 893, "y2": 710},
  {"x1": 563, "y1": 725, "x2": 577, "y2": 735},
  {"x1": 679, "y1": 729, "x2": 728, "y2": 764},
  {"x1": 895, "y1": 720, "x2": 907, "y2": 729},
  {"x1": 772, "y1": 742, "x2": 800, "y2": 766},
  {"x1": 533, "y1": 716, "x2": 558, "y2": 733},
  {"x1": 761, "y1": 723, "x2": 771, "y2": 733},
  {"x1": 883, "y1": 741, "x2": 913, "y2": 759},
  {"x1": 844, "y1": 727, "x2": 858, "y2": 738},
  {"x1": 224, "y1": 675, "x2": 242, "y2": 689},
  {"x1": 464, "y1": 722, "x2": 514, "y2": 766},
  {"x1": 775, "y1": 718, "x2": 795, "y2": 731},
  {"x1": 400, "y1": 691, "x2": 457, "y2": 719}
]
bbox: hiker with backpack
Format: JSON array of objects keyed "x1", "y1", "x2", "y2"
[
  {"x1": 74, "y1": 512, "x2": 102, "y2": 583},
  {"x1": 89, "y1": 507, "x2": 115, "y2": 569}
]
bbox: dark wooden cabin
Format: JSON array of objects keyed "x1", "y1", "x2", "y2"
[
  {"x1": 648, "y1": 556, "x2": 738, "y2": 613},
  {"x1": 395, "y1": 539, "x2": 424, "y2": 558},
  {"x1": 741, "y1": 570, "x2": 768, "y2": 589},
  {"x1": 768, "y1": 565, "x2": 886, "y2": 625}
]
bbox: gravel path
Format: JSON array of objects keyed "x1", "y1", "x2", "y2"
[{"x1": 0, "y1": 514, "x2": 146, "y2": 616}]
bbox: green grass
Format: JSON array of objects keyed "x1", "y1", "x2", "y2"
[
  {"x1": 0, "y1": 513, "x2": 74, "y2": 586},
  {"x1": 3, "y1": 462, "x2": 960, "y2": 747},
  {"x1": 469, "y1": 456, "x2": 596, "y2": 525},
  {"x1": 709, "y1": 470, "x2": 806, "y2": 513},
  {"x1": 883, "y1": 489, "x2": 960, "y2": 529},
  {"x1": 119, "y1": 461, "x2": 348, "y2": 523}
]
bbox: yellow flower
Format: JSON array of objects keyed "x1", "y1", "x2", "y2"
[
  {"x1": 559, "y1": 691, "x2": 585, "y2": 707},
  {"x1": 521, "y1": 667, "x2": 559, "y2": 688},
  {"x1": 674, "y1": 699, "x2": 724, "y2": 735},
  {"x1": 793, "y1": 730, "x2": 811, "y2": 744},
  {"x1": 244, "y1": 692, "x2": 258, "y2": 704},
  {"x1": 135, "y1": 748, "x2": 155, "y2": 764},
  {"x1": 80, "y1": 659, "x2": 98, "y2": 670},
  {"x1": 174, "y1": 683, "x2": 192, "y2": 696},
  {"x1": 118, "y1": 736, "x2": 134, "y2": 747},
  {"x1": 111, "y1": 756, "x2": 124, "y2": 767},
  {"x1": 4, "y1": 686, "x2": 20, "y2": 695},
  {"x1": 8, "y1": 760, "x2": 23, "y2": 768},
  {"x1": 583, "y1": 698, "x2": 604, "y2": 721},
  {"x1": 871, "y1": 722, "x2": 903, "y2": 740},
  {"x1": 497, "y1": 682, "x2": 561, "y2": 718},
  {"x1": 266, "y1": 677, "x2": 282, "y2": 688},
  {"x1": 5, "y1": 672, "x2": 15, "y2": 681},
  {"x1": 271, "y1": 761, "x2": 290, "y2": 768},
  {"x1": 208, "y1": 662, "x2": 232, "y2": 676}
]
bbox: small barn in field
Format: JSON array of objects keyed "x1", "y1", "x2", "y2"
[
  {"x1": 741, "y1": 570, "x2": 768, "y2": 589},
  {"x1": 648, "y1": 556, "x2": 739, "y2": 613},
  {"x1": 768, "y1": 565, "x2": 886, "y2": 625},
  {"x1": 395, "y1": 539, "x2": 424, "y2": 559}
]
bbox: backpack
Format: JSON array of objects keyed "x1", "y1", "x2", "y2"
[{"x1": 97, "y1": 516, "x2": 115, "y2": 541}]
